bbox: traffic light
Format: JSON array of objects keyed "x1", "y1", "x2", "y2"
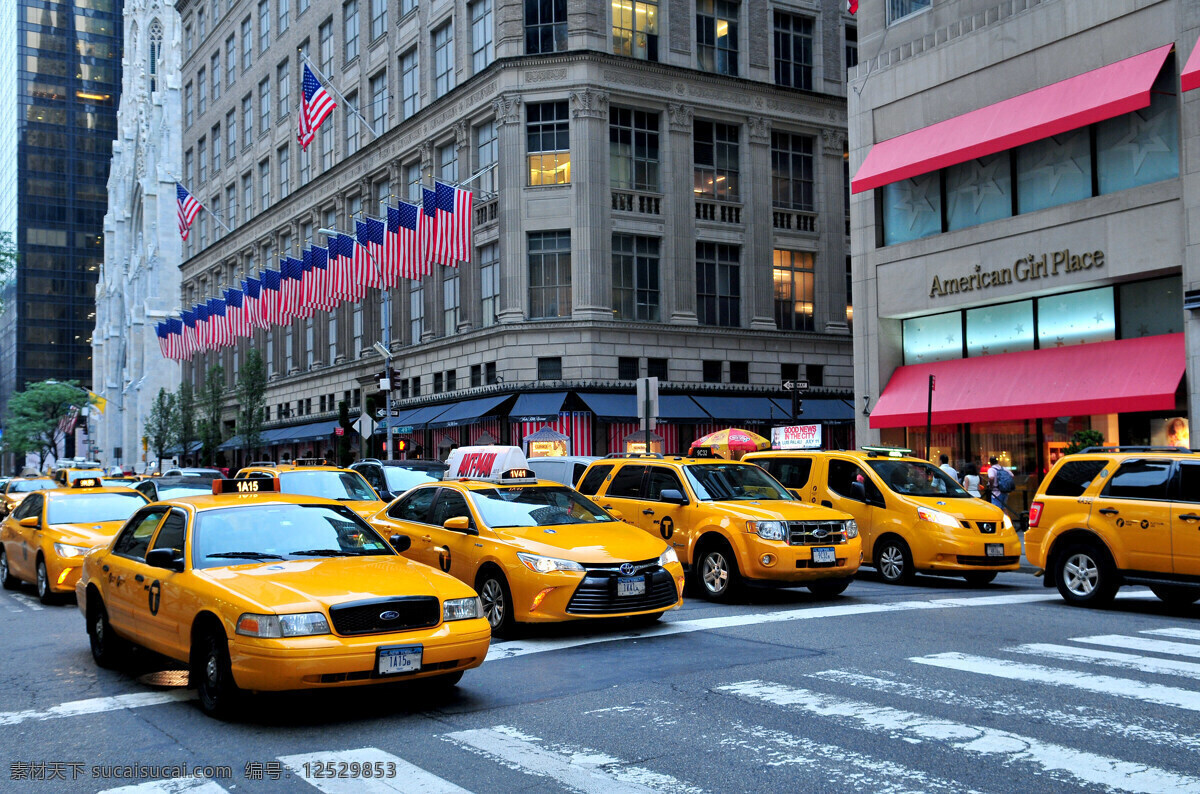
[{"x1": 394, "y1": 439, "x2": 407, "y2": 454}]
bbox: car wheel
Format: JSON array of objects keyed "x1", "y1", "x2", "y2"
[
  {"x1": 629, "y1": 611, "x2": 664, "y2": 627},
  {"x1": 87, "y1": 596, "x2": 128, "y2": 669},
  {"x1": 1055, "y1": 542, "x2": 1117, "y2": 607},
  {"x1": 696, "y1": 543, "x2": 741, "y2": 602},
  {"x1": 0, "y1": 547, "x2": 18, "y2": 590},
  {"x1": 807, "y1": 576, "x2": 853, "y2": 598},
  {"x1": 427, "y1": 670, "x2": 465, "y2": 689},
  {"x1": 875, "y1": 538, "x2": 914, "y2": 584},
  {"x1": 1149, "y1": 585, "x2": 1200, "y2": 607},
  {"x1": 36, "y1": 556, "x2": 57, "y2": 605},
  {"x1": 194, "y1": 628, "x2": 241, "y2": 719},
  {"x1": 477, "y1": 570, "x2": 516, "y2": 638},
  {"x1": 963, "y1": 571, "x2": 997, "y2": 586}
]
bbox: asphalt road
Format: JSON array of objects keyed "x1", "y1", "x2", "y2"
[{"x1": 2, "y1": 570, "x2": 1198, "y2": 794}]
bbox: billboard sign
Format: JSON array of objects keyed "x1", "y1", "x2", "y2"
[{"x1": 772, "y1": 424, "x2": 822, "y2": 450}]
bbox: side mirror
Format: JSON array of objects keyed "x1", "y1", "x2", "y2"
[
  {"x1": 788, "y1": 489, "x2": 804, "y2": 500},
  {"x1": 389, "y1": 533, "x2": 412, "y2": 553},
  {"x1": 145, "y1": 547, "x2": 184, "y2": 572},
  {"x1": 443, "y1": 516, "x2": 473, "y2": 533},
  {"x1": 659, "y1": 489, "x2": 688, "y2": 505},
  {"x1": 380, "y1": 490, "x2": 396, "y2": 502},
  {"x1": 19, "y1": 516, "x2": 39, "y2": 529},
  {"x1": 607, "y1": 507, "x2": 625, "y2": 521}
]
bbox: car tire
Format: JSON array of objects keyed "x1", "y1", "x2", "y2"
[
  {"x1": 629, "y1": 611, "x2": 664, "y2": 627},
  {"x1": 1055, "y1": 542, "x2": 1118, "y2": 607},
  {"x1": 36, "y1": 556, "x2": 57, "y2": 605},
  {"x1": 875, "y1": 538, "x2": 914, "y2": 584},
  {"x1": 696, "y1": 542, "x2": 741, "y2": 602},
  {"x1": 194, "y1": 628, "x2": 241, "y2": 720},
  {"x1": 0, "y1": 547, "x2": 18, "y2": 590},
  {"x1": 963, "y1": 571, "x2": 997, "y2": 586},
  {"x1": 427, "y1": 670, "x2": 465, "y2": 689},
  {"x1": 87, "y1": 596, "x2": 128, "y2": 669},
  {"x1": 1149, "y1": 585, "x2": 1200, "y2": 607},
  {"x1": 477, "y1": 570, "x2": 517, "y2": 638},
  {"x1": 807, "y1": 576, "x2": 853, "y2": 598}
]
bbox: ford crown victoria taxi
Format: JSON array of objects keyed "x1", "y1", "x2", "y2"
[
  {"x1": 0, "y1": 478, "x2": 59, "y2": 519},
  {"x1": 235, "y1": 459, "x2": 385, "y2": 520},
  {"x1": 76, "y1": 477, "x2": 491, "y2": 718},
  {"x1": 369, "y1": 446, "x2": 685, "y2": 636}
]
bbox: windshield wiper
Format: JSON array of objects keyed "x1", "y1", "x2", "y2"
[
  {"x1": 205, "y1": 551, "x2": 286, "y2": 560},
  {"x1": 289, "y1": 548, "x2": 356, "y2": 556}
]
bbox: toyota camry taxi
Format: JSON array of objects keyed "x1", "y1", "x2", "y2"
[
  {"x1": 368, "y1": 446, "x2": 685, "y2": 636},
  {"x1": 0, "y1": 477, "x2": 59, "y2": 519},
  {"x1": 76, "y1": 477, "x2": 491, "y2": 718},
  {"x1": 234, "y1": 459, "x2": 385, "y2": 520},
  {"x1": 0, "y1": 478, "x2": 149, "y2": 603}
]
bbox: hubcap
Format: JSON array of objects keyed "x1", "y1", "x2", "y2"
[
  {"x1": 37, "y1": 563, "x2": 47, "y2": 596},
  {"x1": 1063, "y1": 553, "x2": 1098, "y2": 597},
  {"x1": 205, "y1": 649, "x2": 220, "y2": 688},
  {"x1": 480, "y1": 579, "x2": 504, "y2": 628},
  {"x1": 702, "y1": 552, "x2": 729, "y2": 593},
  {"x1": 879, "y1": 546, "x2": 904, "y2": 580},
  {"x1": 0, "y1": 551, "x2": 7, "y2": 582},
  {"x1": 93, "y1": 613, "x2": 104, "y2": 645}
]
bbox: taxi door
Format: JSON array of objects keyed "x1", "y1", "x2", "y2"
[
  {"x1": 136, "y1": 508, "x2": 193, "y2": 658},
  {"x1": 594, "y1": 464, "x2": 648, "y2": 531},
  {"x1": 104, "y1": 507, "x2": 169, "y2": 640},
  {"x1": 427, "y1": 488, "x2": 483, "y2": 581},
  {"x1": 6, "y1": 494, "x2": 44, "y2": 581},
  {"x1": 1088, "y1": 458, "x2": 1173, "y2": 572},
  {"x1": 1172, "y1": 461, "x2": 1200, "y2": 576},
  {"x1": 633, "y1": 466, "x2": 694, "y2": 561},
  {"x1": 378, "y1": 487, "x2": 441, "y2": 568},
  {"x1": 823, "y1": 458, "x2": 881, "y2": 553}
]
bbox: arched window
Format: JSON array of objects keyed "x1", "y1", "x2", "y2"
[{"x1": 148, "y1": 20, "x2": 163, "y2": 93}]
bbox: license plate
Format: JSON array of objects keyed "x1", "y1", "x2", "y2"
[
  {"x1": 377, "y1": 645, "x2": 422, "y2": 676},
  {"x1": 617, "y1": 576, "x2": 645, "y2": 597},
  {"x1": 986, "y1": 543, "x2": 1004, "y2": 557},
  {"x1": 811, "y1": 546, "x2": 837, "y2": 566}
]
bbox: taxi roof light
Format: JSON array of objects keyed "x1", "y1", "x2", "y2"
[
  {"x1": 445, "y1": 446, "x2": 538, "y2": 484},
  {"x1": 71, "y1": 478, "x2": 101, "y2": 488},
  {"x1": 862, "y1": 445, "x2": 913, "y2": 458},
  {"x1": 293, "y1": 458, "x2": 328, "y2": 467},
  {"x1": 213, "y1": 477, "x2": 281, "y2": 495}
]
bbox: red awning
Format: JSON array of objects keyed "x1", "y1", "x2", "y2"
[
  {"x1": 869, "y1": 334, "x2": 1185, "y2": 429},
  {"x1": 1183, "y1": 36, "x2": 1200, "y2": 92},
  {"x1": 851, "y1": 44, "x2": 1173, "y2": 194}
]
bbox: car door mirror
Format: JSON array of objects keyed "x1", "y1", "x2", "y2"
[
  {"x1": 145, "y1": 547, "x2": 184, "y2": 572},
  {"x1": 443, "y1": 516, "x2": 474, "y2": 533},
  {"x1": 380, "y1": 490, "x2": 396, "y2": 502},
  {"x1": 19, "y1": 516, "x2": 39, "y2": 529},
  {"x1": 389, "y1": 533, "x2": 412, "y2": 553},
  {"x1": 607, "y1": 507, "x2": 625, "y2": 521},
  {"x1": 659, "y1": 489, "x2": 688, "y2": 505},
  {"x1": 788, "y1": 489, "x2": 804, "y2": 500}
]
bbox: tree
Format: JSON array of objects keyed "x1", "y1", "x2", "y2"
[
  {"x1": 143, "y1": 388, "x2": 177, "y2": 472},
  {"x1": 336, "y1": 400, "x2": 353, "y2": 467},
  {"x1": 2, "y1": 380, "x2": 93, "y2": 470},
  {"x1": 236, "y1": 349, "x2": 267, "y2": 460},
  {"x1": 0, "y1": 231, "x2": 17, "y2": 319},
  {"x1": 1064, "y1": 429, "x2": 1106, "y2": 455},
  {"x1": 200, "y1": 365, "x2": 226, "y2": 466},
  {"x1": 176, "y1": 381, "x2": 197, "y2": 465}
]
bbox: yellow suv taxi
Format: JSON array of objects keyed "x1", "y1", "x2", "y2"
[
  {"x1": 235, "y1": 459, "x2": 384, "y2": 520},
  {"x1": 576, "y1": 453, "x2": 862, "y2": 601},
  {"x1": 743, "y1": 447, "x2": 1018, "y2": 586},
  {"x1": 1025, "y1": 446, "x2": 1199, "y2": 608}
]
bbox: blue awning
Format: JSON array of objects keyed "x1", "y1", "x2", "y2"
[
  {"x1": 270, "y1": 420, "x2": 346, "y2": 444},
  {"x1": 576, "y1": 392, "x2": 637, "y2": 421},
  {"x1": 771, "y1": 397, "x2": 854, "y2": 423},
  {"x1": 692, "y1": 396, "x2": 779, "y2": 424},
  {"x1": 399, "y1": 404, "x2": 455, "y2": 428},
  {"x1": 510, "y1": 391, "x2": 567, "y2": 422},
  {"x1": 427, "y1": 395, "x2": 512, "y2": 428},
  {"x1": 659, "y1": 395, "x2": 710, "y2": 422},
  {"x1": 217, "y1": 435, "x2": 243, "y2": 451}
]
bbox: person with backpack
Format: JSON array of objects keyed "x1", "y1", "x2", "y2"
[{"x1": 988, "y1": 456, "x2": 1016, "y2": 515}]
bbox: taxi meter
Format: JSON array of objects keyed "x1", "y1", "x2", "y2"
[{"x1": 446, "y1": 446, "x2": 537, "y2": 483}]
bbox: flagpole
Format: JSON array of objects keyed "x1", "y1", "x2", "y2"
[
  {"x1": 175, "y1": 178, "x2": 234, "y2": 234},
  {"x1": 300, "y1": 53, "x2": 379, "y2": 140}
]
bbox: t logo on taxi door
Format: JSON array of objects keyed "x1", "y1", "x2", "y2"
[
  {"x1": 659, "y1": 516, "x2": 674, "y2": 540},
  {"x1": 148, "y1": 580, "x2": 161, "y2": 615},
  {"x1": 437, "y1": 546, "x2": 452, "y2": 573}
]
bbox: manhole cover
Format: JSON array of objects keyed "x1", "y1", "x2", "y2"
[{"x1": 137, "y1": 670, "x2": 190, "y2": 688}]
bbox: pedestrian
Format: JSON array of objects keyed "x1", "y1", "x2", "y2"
[
  {"x1": 988, "y1": 456, "x2": 1016, "y2": 515},
  {"x1": 938, "y1": 454, "x2": 958, "y2": 482},
  {"x1": 962, "y1": 463, "x2": 982, "y2": 498}
]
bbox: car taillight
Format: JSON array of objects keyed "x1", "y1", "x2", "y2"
[{"x1": 1028, "y1": 501, "x2": 1043, "y2": 528}]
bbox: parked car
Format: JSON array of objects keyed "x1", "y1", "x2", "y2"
[
  {"x1": 351, "y1": 458, "x2": 449, "y2": 502},
  {"x1": 525, "y1": 456, "x2": 601, "y2": 488}
]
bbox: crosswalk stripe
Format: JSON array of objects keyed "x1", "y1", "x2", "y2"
[
  {"x1": 8, "y1": 592, "x2": 44, "y2": 611},
  {"x1": 717, "y1": 679, "x2": 1200, "y2": 794},
  {"x1": 0, "y1": 691, "x2": 195, "y2": 727},
  {"x1": 98, "y1": 779, "x2": 228, "y2": 793},
  {"x1": 445, "y1": 726, "x2": 698, "y2": 794},
  {"x1": 278, "y1": 748, "x2": 470, "y2": 794},
  {"x1": 1015, "y1": 642, "x2": 1200, "y2": 681},
  {"x1": 910, "y1": 652, "x2": 1200, "y2": 712},
  {"x1": 1071, "y1": 634, "x2": 1200, "y2": 658},
  {"x1": 1145, "y1": 627, "x2": 1200, "y2": 641}
]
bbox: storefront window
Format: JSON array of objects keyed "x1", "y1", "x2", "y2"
[
  {"x1": 1015, "y1": 128, "x2": 1091, "y2": 214},
  {"x1": 882, "y1": 172, "x2": 940, "y2": 245},
  {"x1": 969, "y1": 420, "x2": 1037, "y2": 514},
  {"x1": 902, "y1": 310, "x2": 961, "y2": 364},
  {"x1": 945, "y1": 153, "x2": 1012, "y2": 231},
  {"x1": 1096, "y1": 66, "x2": 1179, "y2": 194},
  {"x1": 965, "y1": 301, "x2": 1033, "y2": 357},
  {"x1": 1036, "y1": 287, "x2": 1114, "y2": 348},
  {"x1": 1119, "y1": 276, "x2": 1183, "y2": 338}
]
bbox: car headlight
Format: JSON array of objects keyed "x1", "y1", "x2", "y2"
[
  {"x1": 916, "y1": 507, "x2": 961, "y2": 528},
  {"x1": 53, "y1": 543, "x2": 91, "y2": 558},
  {"x1": 844, "y1": 519, "x2": 859, "y2": 539},
  {"x1": 1002, "y1": 514, "x2": 1014, "y2": 530},
  {"x1": 746, "y1": 520, "x2": 787, "y2": 541},
  {"x1": 516, "y1": 552, "x2": 585, "y2": 574},
  {"x1": 443, "y1": 597, "x2": 482, "y2": 622},
  {"x1": 235, "y1": 612, "x2": 330, "y2": 638},
  {"x1": 659, "y1": 546, "x2": 679, "y2": 567}
]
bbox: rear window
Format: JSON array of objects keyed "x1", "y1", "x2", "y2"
[
  {"x1": 577, "y1": 464, "x2": 612, "y2": 495},
  {"x1": 1102, "y1": 459, "x2": 1172, "y2": 500},
  {"x1": 1044, "y1": 459, "x2": 1108, "y2": 497},
  {"x1": 753, "y1": 457, "x2": 814, "y2": 490}
]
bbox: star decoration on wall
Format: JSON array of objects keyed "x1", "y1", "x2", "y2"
[
  {"x1": 1032, "y1": 134, "x2": 1086, "y2": 195},
  {"x1": 1015, "y1": 323, "x2": 1025, "y2": 334},
  {"x1": 1094, "y1": 312, "x2": 1105, "y2": 323},
  {"x1": 1055, "y1": 337, "x2": 1065, "y2": 347},
  {"x1": 1137, "y1": 323, "x2": 1149, "y2": 336},
  {"x1": 892, "y1": 177, "x2": 939, "y2": 231},
  {"x1": 952, "y1": 156, "x2": 1006, "y2": 213},
  {"x1": 1113, "y1": 106, "x2": 1171, "y2": 175}
]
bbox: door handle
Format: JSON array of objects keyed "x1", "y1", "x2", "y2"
[
  {"x1": 1180, "y1": 513, "x2": 1200, "y2": 521},
  {"x1": 420, "y1": 535, "x2": 432, "y2": 542},
  {"x1": 1098, "y1": 508, "x2": 1119, "y2": 516},
  {"x1": 821, "y1": 500, "x2": 832, "y2": 508},
  {"x1": 134, "y1": 574, "x2": 145, "y2": 583},
  {"x1": 642, "y1": 509, "x2": 655, "y2": 515},
  {"x1": 603, "y1": 505, "x2": 614, "y2": 510}
]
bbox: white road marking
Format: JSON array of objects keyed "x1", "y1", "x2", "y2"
[
  {"x1": 278, "y1": 748, "x2": 470, "y2": 794},
  {"x1": 0, "y1": 691, "x2": 195, "y2": 727},
  {"x1": 1015, "y1": 642, "x2": 1200, "y2": 681},
  {"x1": 445, "y1": 726, "x2": 701, "y2": 794},
  {"x1": 98, "y1": 779, "x2": 228, "y2": 793},
  {"x1": 1071, "y1": 634, "x2": 1200, "y2": 658},
  {"x1": 910, "y1": 653, "x2": 1200, "y2": 712},
  {"x1": 1145, "y1": 627, "x2": 1200, "y2": 641},
  {"x1": 8, "y1": 592, "x2": 44, "y2": 611},
  {"x1": 717, "y1": 679, "x2": 1200, "y2": 794}
]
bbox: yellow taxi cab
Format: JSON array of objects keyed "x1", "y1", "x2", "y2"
[
  {"x1": 743, "y1": 447, "x2": 1018, "y2": 586},
  {"x1": 52, "y1": 462, "x2": 104, "y2": 487},
  {"x1": 234, "y1": 459, "x2": 385, "y2": 520},
  {"x1": 0, "y1": 477, "x2": 59, "y2": 519},
  {"x1": 0, "y1": 478, "x2": 149, "y2": 604},
  {"x1": 576, "y1": 451, "x2": 862, "y2": 602},
  {"x1": 368, "y1": 446, "x2": 685, "y2": 636},
  {"x1": 76, "y1": 477, "x2": 491, "y2": 719},
  {"x1": 1025, "y1": 446, "x2": 1199, "y2": 608}
]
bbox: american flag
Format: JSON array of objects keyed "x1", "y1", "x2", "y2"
[
  {"x1": 395, "y1": 202, "x2": 421, "y2": 280},
  {"x1": 297, "y1": 64, "x2": 337, "y2": 150},
  {"x1": 176, "y1": 183, "x2": 201, "y2": 240},
  {"x1": 281, "y1": 257, "x2": 304, "y2": 323},
  {"x1": 195, "y1": 304, "x2": 211, "y2": 351},
  {"x1": 209, "y1": 298, "x2": 230, "y2": 348},
  {"x1": 359, "y1": 218, "x2": 385, "y2": 290},
  {"x1": 243, "y1": 276, "x2": 266, "y2": 329},
  {"x1": 299, "y1": 248, "x2": 316, "y2": 317},
  {"x1": 168, "y1": 318, "x2": 184, "y2": 358},
  {"x1": 384, "y1": 206, "x2": 401, "y2": 288},
  {"x1": 419, "y1": 188, "x2": 438, "y2": 275},
  {"x1": 261, "y1": 269, "x2": 282, "y2": 326},
  {"x1": 225, "y1": 288, "x2": 251, "y2": 337},
  {"x1": 156, "y1": 322, "x2": 174, "y2": 360},
  {"x1": 337, "y1": 233, "x2": 359, "y2": 300},
  {"x1": 433, "y1": 181, "x2": 472, "y2": 265},
  {"x1": 310, "y1": 246, "x2": 335, "y2": 310},
  {"x1": 181, "y1": 310, "x2": 198, "y2": 356}
]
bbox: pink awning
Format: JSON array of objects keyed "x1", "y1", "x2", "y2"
[
  {"x1": 1183, "y1": 37, "x2": 1200, "y2": 92},
  {"x1": 851, "y1": 44, "x2": 1173, "y2": 194}
]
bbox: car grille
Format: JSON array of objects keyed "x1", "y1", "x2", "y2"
[
  {"x1": 976, "y1": 521, "x2": 997, "y2": 534},
  {"x1": 328, "y1": 596, "x2": 440, "y2": 636},
  {"x1": 956, "y1": 555, "x2": 1019, "y2": 567},
  {"x1": 566, "y1": 566, "x2": 677, "y2": 615},
  {"x1": 787, "y1": 521, "x2": 848, "y2": 546}
]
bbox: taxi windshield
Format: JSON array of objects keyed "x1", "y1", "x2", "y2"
[
  {"x1": 157, "y1": 484, "x2": 217, "y2": 500},
  {"x1": 867, "y1": 460, "x2": 970, "y2": 498},
  {"x1": 8, "y1": 480, "x2": 57, "y2": 494},
  {"x1": 278, "y1": 471, "x2": 378, "y2": 502},
  {"x1": 192, "y1": 504, "x2": 394, "y2": 568},
  {"x1": 46, "y1": 493, "x2": 146, "y2": 524},
  {"x1": 683, "y1": 464, "x2": 793, "y2": 502},
  {"x1": 467, "y1": 486, "x2": 615, "y2": 528},
  {"x1": 383, "y1": 466, "x2": 444, "y2": 492}
]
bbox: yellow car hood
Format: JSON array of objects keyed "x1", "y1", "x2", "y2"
[
  {"x1": 346, "y1": 500, "x2": 386, "y2": 520},
  {"x1": 49, "y1": 520, "x2": 127, "y2": 548},
  {"x1": 902, "y1": 495, "x2": 1005, "y2": 522},
  {"x1": 198, "y1": 555, "x2": 474, "y2": 613},
  {"x1": 698, "y1": 500, "x2": 854, "y2": 523},
  {"x1": 492, "y1": 522, "x2": 668, "y2": 564}
]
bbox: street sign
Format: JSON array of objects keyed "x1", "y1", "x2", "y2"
[
  {"x1": 353, "y1": 415, "x2": 376, "y2": 438},
  {"x1": 636, "y1": 377, "x2": 659, "y2": 431},
  {"x1": 393, "y1": 425, "x2": 413, "y2": 434},
  {"x1": 334, "y1": 427, "x2": 345, "y2": 436},
  {"x1": 781, "y1": 379, "x2": 809, "y2": 391}
]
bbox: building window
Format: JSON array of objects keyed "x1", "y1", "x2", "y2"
[
  {"x1": 443, "y1": 269, "x2": 460, "y2": 334},
  {"x1": 211, "y1": 53, "x2": 221, "y2": 101},
  {"x1": 328, "y1": 315, "x2": 337, "y2": 362},
  {"x1": 242, "y1": 172, "x2": 253, "y2": 222},
  {"x1": 402, "y1": 0, "x2": 417, "y2": 17},
  {"x1": 485, "y1": 362, "x2": 497, "y2": 385},
  {"x1": 446, "y1": 371, "x2": 458, "y2": 393},
  {"x1": 410, "y1": 377, "x2": 421, "y2": 397},
  {"x1": 474, "y1": 121, "x2": 498, "y2": 194},
  {"x1": 696, "y1": 242, "x2": 740, "y2": 327},
  {"x1": 226, "y1": 184, "x2": 237, "y2": 230},
  {"x1": 433, "y1": 22, "x2": 455, "y2": 98},
  {"x1": 728, "y1": 361, "x2": 748, "y2": 384},
  {"x1": 185, "y1": 81, "x2": 193, "y2": 126},
  {"x1": 241, "y1": 16, "x2": 253, "y2": 70},
  {"x1": 470, "y1": 0, "x2": 493, "y2": 73},
  {"x1": 242, "y1": 93, "x2": 253, "y2": 144},
  {"x1": 278, "y1": 144, "x2": 290, "y2": 198},
  {"x1": 227, "y1": 109, "x2": 237, "y2": 152},
  {"x1": 198, "y1": 67, "x2": 207, "y2": 114},
  {"x1": 344, "y1": 0, "x2": 360, "y2": 62},
  {"x1": 438, "y1": 143, "x2": 457, "y2": 183},
  {"x1": 300, "y1": 0, "x2": 310, "y2": 15},
  {"x1": 612, "y1": 234, "x2": 660, "y2": 322},
  {"x1": 694, "y1": 120, "x2": 739, "y2": 201},
  {"x1": 185, "y1": 23, "x2": 194, "y2": 56},
  {"x1": 185, "y1": 149, "x2": 194, "y2": 185},
  {"x1": 887, "y1": 0, "x2": 931, "y2": 25},
  {"x1": 259, "y1": 159, "x2": 271, "y2": 210},
  {"x1": 618, "y1": 357, "x2": 638, "y2": 380},
  {"x1": 612, "y1": 0, "x2": 658, "y2": 61},
  {"x1": 277, "y1": 60, "x2": 290, "y2": 119},
  {"x1": 771, "y1": 131, "x2": 814, "y2": 210},
  {"x1": 320, "y1": 123, "x2": 334, "y2": 169},
  {"x1": 409, "y1": 282, "x2": 424, "y2": 341},
  {"x1": 374, "y1": 179, "x2": 390, "y2": 214},
  {"x1": 353, "y1": 301, "x2": 363, "y2": 357},
  {"x1": 226, "y1": 34, "x2": 237, "y2": 85},
  {"x1": 702, "y1": 360, "x2": 722, "y2": 383},
  {"x1": 470, "y1": 364, "x2": 482, "y2": 387},
  {"x1": 538, "y1": 357, "x2": 562, "y2": 380},
  {"x1": 198, "y1": 138, "x2": 207, "y2": 182},
  {"x1": 528, "y1": 231, "x2": 571, "y2": 319},
  {"x1": 198, "y1": 8, "x2": 207, "y2": 39},
  {"x1": 258, "y1": 77, "x2": 270, "y2": 135},
  {"x1": 211, "y1": 125, "x2": 221, "y2": 171},
  {"x1": 610, "y1": 108, "x2": 660, "y2": 191},
  {"x1": 773, "y1": 250, "x2": 814, "y2": 332},
  {"x1": 344, "y1": 92, "x2": 359, "y2": 155},
  {"x1": 319, "y1": 18, "x2": 334, "y2": 73},
  {"x1": 774, "y1": 12, "x2": 813, "y2": 90},
  {"x1": 1096, "y1": 68, "x2": 1179, "y2": 194},
  {"x1": 285, "y1": 324, "x2": 294, "y2": 372},
  {"x1": 433, "y1": 373, "x2": 443, "y2": 393},
  {"x1": 947, "y1": 153, "x2": 1013, "y2": 231},
  {"x1": 258, "y1": 0, "x2": 270, "y2": 52},
  {"x1": 525, "y1": 0, "x2": 567, "y2": 54},
  {"x1": 400, "y1": 48, "x2": 419, "y2": 118},
  {"x1": 479, "y1": 242, "x2": 499, "y2": 327},
  {"x1": 149, "y1": 21, "x2": 164, "y2": 92},
  {"x1": 647, "y1": 358, "x2": 668, "y2": 381},
  {"x1": 370, "y1": 70, "x2": 388, "y2": 134},
  {"x1": 697, "y1": 0, "x2": 738, "y2": 76},
  {"x1": 405, "y1": 162, "x2": 422, "y2": 200},
  {"x1": 845, "y1": 25, "x2": 857, "y2": 69},
  {"x1": 280, "y1": 0, "x2": 290, "y2": 33},
  {"x1": 527, "y1": 101, "x2": 570, "y2": 185},
  {"x1": 370, "y1": 0, "x2": 386, "y2": 40}
]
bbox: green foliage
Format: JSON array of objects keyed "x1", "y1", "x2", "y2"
[
  {"x1": 2, "y1": 380, "x2": 93, "y2": 468},
  {"x1": 200, "y1": 365, "x2": 226, "y2": 465},
  {"x1": 0, "y1": 231, "x2": 17, "y2": 318},
  {"x1": 236, "y1": 349, "x2": 267, "y2": 456},
  {"x1": 1064, "y1": 429, "x2": 1106, "y2": 455},
  {"x1": 144, "y1": 388, "x2": 178, "y2": 470},
  {"x1": 176, "y1": 380, "x2": 197, "y2": 464},
  {"x1": 337, "y1": 400, "x2": 352, "y2": 467}
]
